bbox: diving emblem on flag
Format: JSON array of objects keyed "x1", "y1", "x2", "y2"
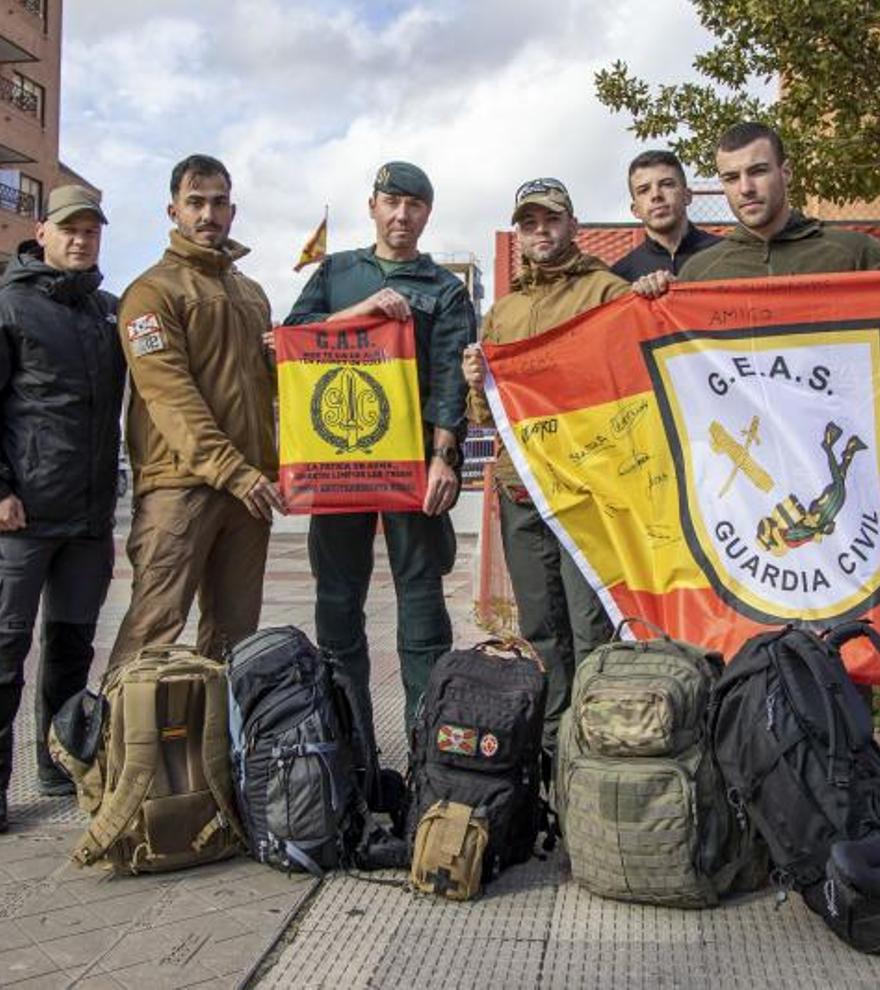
[
  {"x1": 436, "y1": 724, "x2": 478, "y2": 756},
  {"x1": 646, "y1": 323, "x2": 880, "y2": 623},
  {"x1": 311, "y1": 366, "x2": 391, "y2": 453}
]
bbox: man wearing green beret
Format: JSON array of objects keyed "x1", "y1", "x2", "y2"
[{"x1": 285, "y1": 161, "x2": 477, "y2": 758}]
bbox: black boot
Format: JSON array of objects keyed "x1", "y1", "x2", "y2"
[{"x1": 0, "y1": 792, "x2": 7, "y2": 833}]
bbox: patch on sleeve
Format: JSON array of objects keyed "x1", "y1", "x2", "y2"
[{"x1": 126, "y1": 312, "x2": 166, "y2": 356}]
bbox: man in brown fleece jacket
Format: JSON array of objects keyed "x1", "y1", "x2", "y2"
[{"x1": 108, "y1": 154, "x2": 282, "y2": 669}]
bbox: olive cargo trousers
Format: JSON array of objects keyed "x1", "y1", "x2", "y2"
[{"x1": 498, "y1": 494, "x2": 612, "y2": 753}]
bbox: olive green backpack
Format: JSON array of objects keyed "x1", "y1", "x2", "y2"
[
  {"x1": 50, "y1": 646, "x2": 245, "y2": 874},
  {"x1": 556, "y1": 618, "x2": 764, "y2": 907}
]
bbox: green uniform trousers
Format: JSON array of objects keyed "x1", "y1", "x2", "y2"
[
  {"x1": 499, "y1": 494, "x2": 612, "y2": 753},
  {"x1": 308, "y1": 510, "x2": 456, "y2": 741}
]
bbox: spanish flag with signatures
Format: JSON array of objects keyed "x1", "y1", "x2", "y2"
[
  {"x1": 483, "y1": 271, "x2": 880, "y2": 682},
  {"x1": 276, "y1": 315, "x2": 427, "y2": 514}
]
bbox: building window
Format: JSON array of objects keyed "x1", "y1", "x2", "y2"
[
  {"x1": 12, "y1": 73, "x2": 44, "y2": 125},
  {"x1": 19, "y1": 174, "x2": 42, "y2": 217}
]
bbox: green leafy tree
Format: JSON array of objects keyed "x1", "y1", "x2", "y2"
[{"x1": 594, "y1": 1, "x2": 880, "y2": 206}]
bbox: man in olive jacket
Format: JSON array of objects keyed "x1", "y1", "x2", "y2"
[
  {"x1": 638, "y1": 122, "x2": 880, "y2": 293},
  {"x1": 0, "y1": 186, "x2": 124, "y2": 829},
  {"x1": 108, "y1": 155, "x2": 281, "y2": 671},
  {"x1": 285, "y1": 161, "x2": 476, "y2": 739},
  {"x1": 463, "y1": 178, "x2": 629, "y2": 754}
]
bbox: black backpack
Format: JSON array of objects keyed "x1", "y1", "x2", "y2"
[
  {"x1": 803, "y1": 835, "x2": 880, "y2": 953},
  {"x1": 407, "y1": 639, "x2": 547, "y2": 878},
  {"x1": 228, "y1": 626, "x2": 406, "y2": 876},
  {"x1": 708, "y1": 621, "x2": 880, "y2": 895}
]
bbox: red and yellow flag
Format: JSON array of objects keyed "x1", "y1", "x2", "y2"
[
  {"x1": 276, "y1": 315, "x2": 427, "y2": 514},
  {"x1": 293, "y1": 212, "x2": 327, "y2": 272},
  {"x1": 483, "y1": 271, "x2": 880, "y2": 682}
]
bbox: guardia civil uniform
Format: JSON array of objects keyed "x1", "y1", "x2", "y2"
[{"x1": 285, "y1": 162, "x2": 477, "y2": 736}]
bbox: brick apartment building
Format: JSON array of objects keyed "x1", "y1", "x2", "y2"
[{"x1": 0, "y1": 0, "x2": 99, "y2": 268}]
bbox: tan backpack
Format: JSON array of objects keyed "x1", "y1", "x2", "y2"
[
  {"x1": 410, "y1": 800, "x2": 489, "y2": 900},
  {"x1": 50, "y1": 645, "x2": 245, "y2": 874}
]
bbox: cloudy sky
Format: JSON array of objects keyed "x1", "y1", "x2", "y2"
[{"x1": 60, "y1": 0, "x2": 726, "y2": 312}]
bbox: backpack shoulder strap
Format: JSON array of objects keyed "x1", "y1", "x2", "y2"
[
  {"x1": 199, "y1": 667, "x2": 248, "y2": 847},
  {"x1": 72, "y1": 678, "x2": 159, "y2": 866}
]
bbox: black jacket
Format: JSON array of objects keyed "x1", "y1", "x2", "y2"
[
  {"x1": 611, "y1": 223, "x2": 721, "y2": 281},
  {"x1": 0, "y1": 242, "x2": 125, "y2": 537}
]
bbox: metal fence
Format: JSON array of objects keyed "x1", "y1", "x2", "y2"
[
  {"x1": 0, "y1": 77, "x2": 38, "y2": 116},
  {"x1": 0, "y1": 182, "x2": 36, "y2": 217}
]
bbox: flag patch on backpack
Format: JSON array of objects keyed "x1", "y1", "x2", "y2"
[{"x1": 437, "y1": 724, "x2": 477, "y2": 756}]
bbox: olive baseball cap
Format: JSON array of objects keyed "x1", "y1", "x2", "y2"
[
  {"x1": 511, "y1": 177, "x2": 574, "y2": 224},
  {"x1": 373, "y1": 161, "x2": 434, "y2": 206},
  {"x1": 44, "y1": 185, "x2": 108, "y2": 225}
]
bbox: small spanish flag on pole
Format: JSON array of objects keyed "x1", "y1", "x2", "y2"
[{"x1": 294, "y1": 206, "x2": 328, "y2": 272}]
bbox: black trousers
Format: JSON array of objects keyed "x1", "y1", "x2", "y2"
[{"x1": 0, "y1": 532, "x2": 113, "y2": 790}]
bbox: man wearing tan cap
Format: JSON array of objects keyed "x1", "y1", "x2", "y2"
[
  {"x1": 463, "y1": 177, "x2": 629, "y2": 758},
  {"x1": 0, "y1": 184, "x2": 124, "y2": 830}
]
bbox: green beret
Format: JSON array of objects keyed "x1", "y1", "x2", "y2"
[{"x1": 373, "y1": 161, "x2": 434, "y2": 206}]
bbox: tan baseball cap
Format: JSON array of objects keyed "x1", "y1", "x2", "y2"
[
  {"x1": 511, "y1": 177, "x2": 574, "y2": 224},
  {"x1": 44, "y1": 185, "x2": 108, "y2": 225}
]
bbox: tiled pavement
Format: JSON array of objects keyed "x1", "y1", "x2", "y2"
[{"x1": 4, "y1": 502, "x2": 880, "y2": 988}]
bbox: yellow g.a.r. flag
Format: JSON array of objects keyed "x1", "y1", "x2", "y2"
[
  {"x1": 483, "y1": 271, "x2": 880, "y2": 682},
  {"x1": 276, "y1": 315, "x2": 427, "y2": 513}
]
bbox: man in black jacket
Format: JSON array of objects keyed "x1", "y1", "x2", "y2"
[
  {"x1": 612, "y1": 150, "x2": 719, "y2": 282},
  {"x1": 0, "y1": 185, "x2": 124, "y2": 831}
]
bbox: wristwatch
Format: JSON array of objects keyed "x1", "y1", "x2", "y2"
[{"x1": 432, "y1": 445, "x2": 461, "y2": 468}]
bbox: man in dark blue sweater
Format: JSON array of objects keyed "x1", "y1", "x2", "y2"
[{"x1": 612, "y1": 150, "x2": 719, "y2": 282}]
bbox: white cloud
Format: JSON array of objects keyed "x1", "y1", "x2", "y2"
[{"x1": 59, "y1": 0, "x2": 733, "y2": 312}]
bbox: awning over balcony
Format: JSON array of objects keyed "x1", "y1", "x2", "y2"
[
  {"x1": 0, "y1": 143, "x2": 34, "y2": 165},
  {"x1": 0, "y1": 34, "x2": 36, "y2": 64}
]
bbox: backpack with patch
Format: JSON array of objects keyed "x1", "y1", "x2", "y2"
[
  {"x1": 50, "y1": 645, "x2": 245, "y2": 874},
  {"x1": 708, "y1": 621, "x2": 880, "y2": 899},
  {"x1": 406, "y1": 639, "x2": 547, "y2": 879},
  {"x1": 556, "y1": 617, "x2": 763, "y2": 907}
]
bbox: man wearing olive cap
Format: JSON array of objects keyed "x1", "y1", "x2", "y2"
[
  {"x1": 463, "y1": 177, "x2": 629, "y2": 756},
  {"x1": 285, "y1": 161, "x2": 477, "y2": 753},
  {"x1": 0, "y1": 185, "x2": 124, "y2": 829}
]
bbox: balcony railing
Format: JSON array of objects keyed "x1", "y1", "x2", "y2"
[
  {"x1": 0, "y1": 77, "x2": 38, "y2": 115},
  {"x1": 0, "y1": 182, "x2": 36, "y2": 218},
  {"x1": 16, "y1": 0, "x2": 44, "y2": 17}
]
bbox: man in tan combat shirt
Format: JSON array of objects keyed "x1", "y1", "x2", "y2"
[{"x1": 108, "y1": 154, "x2": 282, "y2": 669}]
